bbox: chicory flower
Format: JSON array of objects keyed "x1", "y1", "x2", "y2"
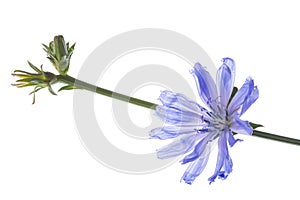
[{"x1": 150, "y1": 58, "x2": 259, "y2": 184}]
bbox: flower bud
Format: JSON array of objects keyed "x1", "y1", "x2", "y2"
[{"x1": 43, "y1": 35, "x2": 75, "y2": 75}]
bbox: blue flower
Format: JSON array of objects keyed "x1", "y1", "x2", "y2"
[{"x1": 150, "y1": 58, "x2": 259, "y2": 184}]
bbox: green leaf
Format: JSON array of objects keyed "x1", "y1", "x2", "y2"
[
  {"x1": 48, "y1": 84, "x2": 57, "y2": 95},
  {"x1": 69, "y1": 43, "x2": 76, "y2": 52},
  {"x1": 31, "y1": 86, "x2": 44, "y2": 104},
  {"x1": 250, "y1": 122, "x2": 264, "y2": 129},
  {"x1": 29, "y1": 86, "x2": 44, "y2": 95},
  {"x1": 12, "y1": 82, "x2": 36, "y2": 88},
  {"x1": 27, "y1": 61, "x2": 41, "y2": 73},
  {"x1": 16, "y1": 78, "x2": 37, "y2": 83},
  {"x1": 13, "y1": 70, "x2": 35, "y2": 76},
  {"x1": 58, "y1": 85, "x2": 77, "y2": 92},
  {"x1": 42, "y1": 43, "x2": 50, "y2": 53}
]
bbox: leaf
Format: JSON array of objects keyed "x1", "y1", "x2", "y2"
[
  {"x1": 16, "y1": 78, "x2": 37, "y2": 83},
  {"x1": 48, "y1": 84, "x2": 57, "y2": 95},
  {"x1": 249, "y1": 122, "x2": 264, "y2": 129},
  {"x1": 29, "y1": 87, "x2": 44, "y2": 95},
  {"x1": 31, "y1": 86, "x2": 42, "y2": 104},
  {"x1": 14, "y1": 82, "x2": 36, "y2": 88},
  {"x1": 27, "y1": 61, "x2": 41, "y2": 73},
  {"x1": 69, "y1": 43, "x2": 76, "y2": 52},
  {"x1": 13, "y1": 70, "x2": 35, "y2": 76},
  {"x1": 58, "y1": 85, "x2": 77, "y2": 92},
  {"x1": 42, "y1": 43, "x2": 50, "y2": 53}
]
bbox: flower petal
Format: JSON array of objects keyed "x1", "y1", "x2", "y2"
[
  {"x1": 231, "y1": 115, "x2": 253, "y2": 135},
  {"x1": 150, "y1": 126, "x2": 197, "y2": 140},
  {"x1": 181, "y1": 155, "x2": 210, "y2": 184},
  {"x1": 240, "y1": 86, "x2": 259, "y2": 115},
  {"x1": 192, "y1": 63, "x2": 218, "y2": 111},
  {"x1": 216, "y1": 58, "x2": 236, "y2": 107},
  {"x1": 155, "y1": 105, "x2": 205, "y2": 125},
  {"x1": 156, "y1": 134, "x2": 205, "y2": 159},
  {"x1": 158, "y1": 91, "x2": 203, "y2": 112},
  {"x1": 228, "y1": 132, "x2": 243, "y2": 147},
  {"x1": 155, "y1": 91, "x2": 210, "y2": 126},
  {"x1": 228, "y1": 77, "x2": 254, "y2": 115},
  {"x1": 181, "y1": 137, "x2": 216, "y2": 184},
  {"x1": 181, "y1": 134, "x2": 215, "y2": 164},
  {"x1": 208, "y1": 131, "x2": 233, "y2": 183}
]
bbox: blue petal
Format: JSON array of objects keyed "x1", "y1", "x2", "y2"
[
  {"x1": 228, "y1": 77, "x2": 254, "y2": 115},
  {"x1": 192, "y1": 63, "x2": 218, "y2": 111},
  {"x1": 159, "y1": 91, "x2": 208, "y2": 114},
  {"x1": 216, "y1": 58, "x2": 236, "y2": 107},
  {"x1": 155, "y1": 91, "x2": 210, "y2": 126},
  {"x1": 228, "y1": 132, "x2": 242, "y2": 147},
  {"x1": 222, "y1": 57, "x2": 236, "y2": 76},
  {"x1": 240, "y1": 86, "x2": 259, "y2": 115},
  {"x1": 156, "y1": 134, "x2": 205, "y2": 159},
  {"x1": 230, "y1": 115, "x2": 253, "y2": 135},
  {"x1": 181, "y1": 155, "x2": 210, "y2": 184},
  {"x1": 181, "y1": 134, "x2": 213, "y2": 164},
  {"x1": 155, "y1": 105, "x2": 205, "y2": 125},
  {"x1": 208, "y1": 131, "x2": 233, "y2": 183},
  {"x1": 159, "y1": 91, "x2": 203, "y2": 111},
  {"x1": 150, "y1": 126, "x2": 197, "y2": 140}
]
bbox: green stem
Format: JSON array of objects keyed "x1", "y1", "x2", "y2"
[
  {"x1": 57, "y1": 75, "x2": 300, "y2": 146},
  {"x1": 252, "y1": 130, "x2": 300, "y2": 146},
  {"x1": 57, "y1": 75, "x2": 157, "y2": 109}
]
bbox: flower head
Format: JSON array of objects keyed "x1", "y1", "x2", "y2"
[
  {"x1": 150, "y1": 58, "x2": 259, "y2": 184},
  {"x1": 12, "y1": 61, "x2": 58, "y2": 104}
]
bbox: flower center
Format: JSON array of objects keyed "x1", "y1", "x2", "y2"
[{"x1": 207, "y1": 108, "x2": 231, "y2": 132}]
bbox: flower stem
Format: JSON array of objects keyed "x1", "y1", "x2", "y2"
[
  {"x1": 57, "y1": 75, "x2": 300, "y2": 146},
  {"x1": 252, "y1": 130, "x2": 300, "y2": 146},
  {"x1": 56, "y1": 75, "x2": 157, "y2": 109}
]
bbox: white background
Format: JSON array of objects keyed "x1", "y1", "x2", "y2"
[{"x1": 1, "y1": 0, "x2": 300, "y2": 199}]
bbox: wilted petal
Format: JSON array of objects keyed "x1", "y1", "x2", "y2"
[
  {"x1": 240, "y1": 86, "x2": 259, "y2": 115},
  {"x1": 156, "y1": 134, "x2": 205, "y2": 159},
  {"x1": 228, "y1": 77, "x2": 254, "y2": 115},
  {"x1": 231, "y1": 115, "x2": 253, "y2": 135},
  {"x1": 192, "y1": 63, "x2": 218, "y2": 110},
  {"x1": 216, "y1": 58, "x2": 236, "y2": 107}
]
